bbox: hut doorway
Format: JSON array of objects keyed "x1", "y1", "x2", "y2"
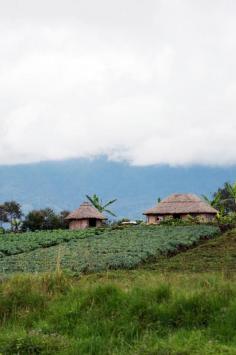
[
  {"x1": 173, "y1": 214, "x2": 181, "y2": 219},
  {"x1": 89, "y1": 218, "x2": 97, "y2": 227}
]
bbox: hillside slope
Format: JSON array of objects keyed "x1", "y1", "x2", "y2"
[{"x1": 145, "y1": 228, "x2": 236, "y2": 273}]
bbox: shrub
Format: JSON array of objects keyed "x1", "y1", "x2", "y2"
[
  {"x1": 0, "y1": 330, "x2": 69, "y2": 354},
  {"x1": 216, "y1": 213, "x2": 236, "y2": 232}
]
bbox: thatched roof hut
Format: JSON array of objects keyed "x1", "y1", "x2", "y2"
[
  {"x1": 144, "y1": 194, "x2": 218, "y2": 224},
  {"x1": 66, "y1": 202, "x2": 106, "y2": 229}
]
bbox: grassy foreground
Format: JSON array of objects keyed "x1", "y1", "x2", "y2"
[
  {"x1": 0, "y1": 228, "x2": 236, "y2": 354},
  {"x1": 0, "y1": 270, "x2": 236, "y2": 354}
]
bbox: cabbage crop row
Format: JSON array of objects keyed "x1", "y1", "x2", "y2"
[
  {"x1": 0, "y1": 225, "x2": 219, "y2": 274},
  {"x1": 0, "y1": 229, "x2": 103, "y2": 257}
]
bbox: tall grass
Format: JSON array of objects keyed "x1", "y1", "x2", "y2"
[{"x1": 0, "y1": 271, "x2": 236, "y2": 354}]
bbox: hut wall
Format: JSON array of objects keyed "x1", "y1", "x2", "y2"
[
  {"x1": 69, "y1": 219, "x2": 103, "y2": 230},
  {"x1": 96, "y1": 220, "x2": 102, "y2": 228},
  {"x1": 206, "y1": 214, "x2": 217, "y2": 222},
  {"x1": 69, "y1": 219, "x2": 89, "y2": 230},
  {"x1": 181, "y1": 213, "x2": 216, "y2": 222},
  {"x1": 146, "y1": 215, "x2": 157, "y2": 224},
  {"x1": 147, "y1": 213, "x2": 216, "y2": 225}
]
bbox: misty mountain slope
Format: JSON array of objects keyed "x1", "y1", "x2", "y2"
[{"x1": 0, "y1": 157, "x2": 235, "y2": 219}]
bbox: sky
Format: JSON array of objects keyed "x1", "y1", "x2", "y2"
[{"x1": 0, "y1": 0, "x2": 236, "y2": 166}]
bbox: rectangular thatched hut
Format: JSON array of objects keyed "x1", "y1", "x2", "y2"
[
  {"x1": 65, "y1": 202, "x2": 106, "y2": 230},
  {"x1": 143, "y1": 193, "x2": 218, "y2": 224}
]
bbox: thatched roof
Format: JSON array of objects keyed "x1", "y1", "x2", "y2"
[
  {"x1": 144, "y1": 194, "x2": 218, "y2": 215},
  {"x1": 65, "y1": 202, "x2": 107, "y2": 220}
]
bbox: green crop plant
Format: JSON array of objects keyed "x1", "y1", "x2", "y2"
[{"x1": 0, "y1": 225, "x2": 219, "y2": 275}]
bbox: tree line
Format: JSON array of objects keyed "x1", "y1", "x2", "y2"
[
  {"x1": 0, "y1": 202, "x2": 70, "y2": 232},
  {"x1": 0, "y1": 182, "x2": 235, "y2": 233},
  {"x1": 0, "y1": 194, "x2": 117, "y2": 233}
]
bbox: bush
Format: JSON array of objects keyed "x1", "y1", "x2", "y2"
[
  {"x1": 216, "y1": 213, "x2": 236, "y2": 232},
  {"x1": 159, "y1": 215, "x2": 201, "y2": 226}
]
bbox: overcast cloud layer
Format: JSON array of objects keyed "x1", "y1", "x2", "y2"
[{"x1": 1, "y1": 0, "x2": 236, "y2": 166}]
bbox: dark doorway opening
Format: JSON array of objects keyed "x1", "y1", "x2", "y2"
[
  {"x1": 89, "y1": 218, "x2": 97, "y2": 227},
  {"x1": 173, "y1": 214, "x2": 181, "y2": 219}
]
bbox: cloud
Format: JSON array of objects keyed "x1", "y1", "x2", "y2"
[{"x1": 0, "y1": 0, "x2": 236, "y2": 166}]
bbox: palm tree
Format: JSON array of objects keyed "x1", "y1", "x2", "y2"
[
  {"x1": 224, "y1": 182, "x2": 236, "y2": 211},
  {"x1": 202, "y1": 193, "x2": 221, "y2": 208},
  {"x1": 225, "y1": 182, "x2": 236, "y2": 205},
  {"x1": 86, "y1": 194, "x2": 117, "y2": 217},
  {"x1": 202, "y1": 192, "x2": 224, "y2": 214}
]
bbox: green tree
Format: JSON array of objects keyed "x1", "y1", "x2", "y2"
[
  {"x1": 0, "y1": 204, "x2": 8, "y2": 228},
  {"x1": 212, "y1": 182, "x2": 236, "y2": 214},
  {"x1": 58, "y1": 210, "x2": 70, "y2": 229},
  {"x1": 4, "y1": 201, "x2": 23, "y2": 232},
  {"x1": 22, "y1": 210, "x2": 44, "y2": 231},
  {"x1": 23, "y1": 208, "x2": 56, "y2": 231},
  {"x1": 202, "y1": 193, "x2": 224, "y2": 215},
  {"x1": 86, "y1": 194, "x2": 117, "y2": 217},
  {"x1": 23, "y1": 208, "x2": 70, "y2": 231},
  {"x1": 41, "y1": 208, "x2": 59, "y2": 230},
  {"x1": 224, "y1": 182, "x2": 236, "y2": 211},
  {"x1": 202, "y1": 182, "x2": 236, "y2": 215}
]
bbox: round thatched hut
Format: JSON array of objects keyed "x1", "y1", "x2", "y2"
[
  {"x1": 143, "y1": 193, "x2": 218, "y2": 224},
  {"x1": 65, "y1": 202, "x2": 107, "y2": 230}
]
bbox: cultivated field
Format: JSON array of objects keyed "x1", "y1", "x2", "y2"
[
  {"x1": 0, "y1": 225, "x2": 218, "y2": 274},
  {"x1": 0, "y1": 226, "x2": 236, "y2": 354}
]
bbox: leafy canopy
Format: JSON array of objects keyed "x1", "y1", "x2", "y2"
[{"x1": 86, "y1": 194, "x2": 117, "y2": 217}]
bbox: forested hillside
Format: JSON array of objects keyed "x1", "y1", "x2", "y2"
[{"x1": 0, "y1": 157, "x2": 236, "y2": 218}]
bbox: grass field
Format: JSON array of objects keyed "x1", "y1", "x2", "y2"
[
  {"x1": 145, "y1": 228, "x2": 236, "y2": 273},
  {"x1": 0, "y1": 270, "x2": 236, "y2": 354},
  {"x1": 0, "y1": 226, "x2": 235, "y2": 354}
]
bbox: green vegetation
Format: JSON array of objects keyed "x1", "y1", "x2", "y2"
[
  {"x1": 0, "y1": 201, "x2": 70, "y2": 232},
  {"x1": 205, "y1": 181, "x2": 236, "y2": 215},
  {"x1": 0, "y1": 225, "x2": 218, "y2": 274},
  {"x1": 1, "y1": 183, "x2": 236, "y2": 352},
  {"x1": 145, "y1": 227, "x2": 236, "y2": 273},
  {"x1": 0, "y1": 201, "x2": 22, "y2": 232},
  {"x1": 22, "y1": 208, "x2": 70, "y2": 231},
  {"x1": 86, "y1": 193, "x2": 117, "y2": 216},
  {"x1": 0, "y1": 226, "x2": 236, "y2": 353},
  {"x1": 0, "y1": 270, "x2": 236, "y2": 354},
  {"x1": 0, "y1": 180, "x2": 235, "y2": 233},
  {"x1": 0, "y1": 228, "x2": 103, "y2": 257}
]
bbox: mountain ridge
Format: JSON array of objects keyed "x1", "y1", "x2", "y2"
[{"x1": 0, "y1": 157, "x2": 235, "y2": 219}]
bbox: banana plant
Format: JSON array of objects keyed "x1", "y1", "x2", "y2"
[
  {"x1": 202, "y1": 192, "x2": 224, "y2": 215},
  {"x1": 86, "y1": 194, "x2": 117, "y2": 217},
  {"x1": 11, "y1": 219, "x2": 22, "y2": 233}
]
